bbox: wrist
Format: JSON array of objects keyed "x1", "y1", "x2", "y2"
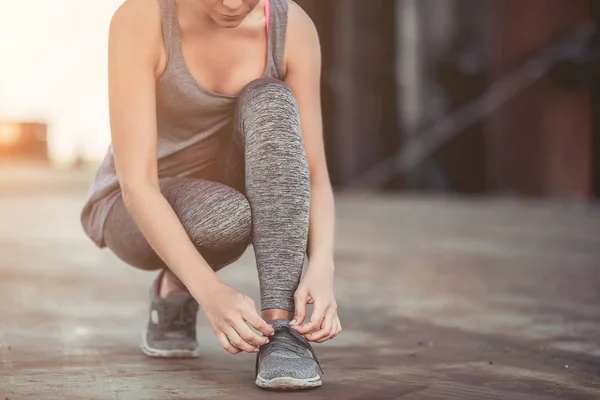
[
  {"x1": 188, "y1": 270, "x2": 222, "y2": 305},
  {"x1": 307, "y1": 254, "x2": 335, "y2": 272}
]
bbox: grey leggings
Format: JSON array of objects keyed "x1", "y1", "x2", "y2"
[{"x1": 103, "y1": 79, "x2": 310, "y2": 312}]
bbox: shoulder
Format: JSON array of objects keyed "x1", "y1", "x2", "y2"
[
  {"x1": 109, "y1": 0, "x2": 164, "y2": 72},
  {"x1": 110, "y1": 0, "x2": 163, "y2": 45},
  {"x1": 284, "y1": 1, "x2": 320, "y2": 75},
  {"x1": 286, "y1": 0, "x2": 319, "y2": 41}
]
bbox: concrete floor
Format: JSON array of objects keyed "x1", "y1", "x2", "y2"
[{"x1": 1, "y1": 167, "x2": 600, "y2": 399}]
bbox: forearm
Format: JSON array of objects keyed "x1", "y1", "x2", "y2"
[
  {"x1": 122, "y1": 183, "x2": 220, "y2": 297},
  {"x1": 307, "y1": 178, "x2": 335, "y2": 268}
]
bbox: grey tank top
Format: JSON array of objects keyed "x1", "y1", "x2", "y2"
[{"x1": 81, "y1": 0, "x2": 289, "y2": 248}]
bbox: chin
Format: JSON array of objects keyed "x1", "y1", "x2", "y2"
[{"x1": 213, "y1": 14, "x2": 246, "y2": 28}]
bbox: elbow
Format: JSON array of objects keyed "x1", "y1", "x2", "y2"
[{"x1": 120, "y1": 176, "x2": 158, "y2": 209}]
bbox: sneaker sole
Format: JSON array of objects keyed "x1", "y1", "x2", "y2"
[
  {"x1": 140, "y1": 328, "x2": 201, "y2": 359},
  {"x1": 255, "y1": 375, "x2": 322, "y2": 390}
]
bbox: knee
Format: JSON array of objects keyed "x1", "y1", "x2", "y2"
[
  {"x1": 237, "y1": 78, "x2": 300, "y2": 136},
  {"x1": 186, "y1": 187, "x2": 253, "y2": 250},
  {"x1": 239, "y1": 78, "x2": 296, "y2": 107}
]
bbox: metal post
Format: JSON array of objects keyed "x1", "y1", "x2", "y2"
[{"x1": 396, "y1": 0, "x2": 423, "y2": 141}]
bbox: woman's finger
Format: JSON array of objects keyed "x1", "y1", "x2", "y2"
[
  {"x1": 292, "y1": 290, "x2": 309, "y2": 326},
  {"x1": 224, "y1": 326, "x2": 257, "y2": 353},
  {"x1": 243, "y1": 308, "x2": 275, "y2": 338},
  {"x1": 320, "y1": 317, "x2": 342, "y2": 342},
  {"x1": 308, "y1": 306, "x2": 336, "y2": 342},
  {"x1": 293, "y1": 301, "x2": 328, "y2": 335},
  {"x1": 235, "y1": 318, "x2": 270, "y2": 347},
  {"x1": 216, "y1": 331, "x2": 242, "y2": 355},
  {"x1": 331, "y1": 317, "x2": 342, "y2": 338}
]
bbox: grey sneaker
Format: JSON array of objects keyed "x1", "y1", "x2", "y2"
[
  {"x1": 255, "y1": 320, "x2": 323, "y2": 390},
  {"x1": 140, "y1": 273, "x2": 200, "y2": 358}
]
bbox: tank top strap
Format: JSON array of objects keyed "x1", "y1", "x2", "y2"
[
  {"x1": 156, "y1": 0, "x2": 178, "y2": 64},
  {"x1": 266, "y1": 0, "x2": 288, "y2": 79}
]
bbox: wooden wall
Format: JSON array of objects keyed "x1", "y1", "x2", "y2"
[{"x1": 486, "y1": 0, "x2": 593, "y2": 197}]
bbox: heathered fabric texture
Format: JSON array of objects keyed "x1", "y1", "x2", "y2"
[
  {"x1": 80, "y1": 0, "x2": 289, "y2": 248},
  {"x1": 103, "y1": 78, "x2": 310, "y2": 311}
]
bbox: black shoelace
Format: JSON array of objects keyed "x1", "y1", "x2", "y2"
[{"x1": 255, "y1": 324, "x2": 324, "y2": 377}]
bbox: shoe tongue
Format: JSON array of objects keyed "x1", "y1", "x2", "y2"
[
  {"x1": 265, "y1": 319, "x2": 307, "y2": 359},
  {"x1": 268, "y1": 319, "x2": 291, "y2": 329}
]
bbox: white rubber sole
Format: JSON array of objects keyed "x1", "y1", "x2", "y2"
[
  {"x1": 140, "y1": 329, "x2": 201, "y2": 359},
  {"x1": 255, "y1": 375, "x2": 322, "y2": 391}
]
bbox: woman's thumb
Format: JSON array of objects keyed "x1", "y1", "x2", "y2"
[{"x1": 291, "y1": 290, "x2": 308, "y2": 325}]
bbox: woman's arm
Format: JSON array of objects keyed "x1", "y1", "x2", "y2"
[
  {"x1": 109, "y1": 0, "x2": 219, "y2": 297},
  {"x1": 284, "y1": 2, "x2": 341, "y2": 342},
  {"x1": 108, "y1": 0, "x2": 272, "y2": 352},
  {"x1": 284, "y1": 2, "x2": 336, "y2": 269}
]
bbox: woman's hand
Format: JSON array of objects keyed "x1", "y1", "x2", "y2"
[
  {"x1": 195, "y1": 281, "x2": 274, "y2": 355},
  {"x1": 290, "y1": 260, "x2": 342, "y2": 343}
]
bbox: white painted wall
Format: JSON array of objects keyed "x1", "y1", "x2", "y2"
[{"x1": 0, "y1": 0, "x2": 124, "y2": 163}]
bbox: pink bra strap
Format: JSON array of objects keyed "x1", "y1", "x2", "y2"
[{"x1": 265, "y1": 0, "x2": 271, "y2": 36}]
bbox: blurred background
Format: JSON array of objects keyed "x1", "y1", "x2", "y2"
[
  {"x1": 1, "y1": 0, "x2": 599, "y2": 199},
  {"x1": 1, "y1": 1, "x2": 600, "y2": 398}
]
